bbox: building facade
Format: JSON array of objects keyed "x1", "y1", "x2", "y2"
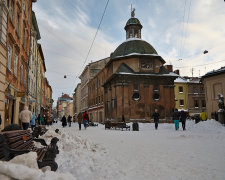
[
  {"x1": 187, "y1": 78, "x2": 205, "y2": 116},
  {"x1": 28, "y1": 11, "x2": 40, "y2": 113},
  {"x1": 202, "y1": 67, "x2": 225, "y2": 118},
  {"x1": 174, "y1": 77, "x2": 189, "y2": 111},
  {"x1": 5, "y1": 0, "x2": 36, "y2": 126},
  {"x1": 57, "y1": 93, "x2": 73, "y2": 119},
  {"x1": 73, "y1": 83, "x2": 81, "y2": 120},
  {"x1": 79, "y1": 58, "x2": 109, "y2": 113},
  {"x1": 0, "y1": 0, "x2": 8, "y2": 129},
  {"x1": 36, "y1": 43, "x2": 46, "y2": 115}
]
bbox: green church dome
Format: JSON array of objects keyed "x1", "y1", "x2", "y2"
[
  {"x1": 111, "y1": 39, "x2": 158, "y2": 59},
  {"x1": 125, "y1": 17, "x2": 143, "y2": 30}
]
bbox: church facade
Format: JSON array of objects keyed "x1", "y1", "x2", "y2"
[{"x1": 88, "y1": 10, "x2": 178, "y2": 122}]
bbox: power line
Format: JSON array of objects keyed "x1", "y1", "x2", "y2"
[
  {"x1": 175, "y1": 59, "x2": 225, "y2": 68},
  {"x1": 78, "y1": 0, "x2": 110, "y2": 74},
  {"x1": 69, "y1": 0, "x2": 110, "y2": 95}
]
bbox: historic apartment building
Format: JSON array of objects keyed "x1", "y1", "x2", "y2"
[
  {"x1": 28, "y1": 11, "x2": 40, "y2": 112},
  {"x1": 36, "y1": 43, "x2": 46, "y2": 115},
  {"x1": 0, "y1": 0, "x2": 8, "y2": 129},
  {"x1": 57, "y1": 93, "x2": 73, "y2": 119},
  {"x1": 174, "y1": 75, "x2": 205, "y2": 116},
  {"x1": 187, "y1": 77, "x2": 205, "y2": 116},
  {"x1": 88, "y1": 10, "x2": 178, "y2": 123},
  {"x1": 202, "y1": 67, "x2": 225, "y2": 118},
  {"x1": 5, "y1": 0, "x2": 36, "y2": 126},
  {"x1": 79, "y1": 58, "x2": 109, "y2": 112},
  {"x1": 174, "y1": 76, "x2": 189, "y2": 111},
  {"x1": 73, "y1": 83, "x2": 81, "y2": 120}
]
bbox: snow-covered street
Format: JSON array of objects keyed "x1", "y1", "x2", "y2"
[{"x1": 0, "y1": 120, "x2": 225, "y2": 180}]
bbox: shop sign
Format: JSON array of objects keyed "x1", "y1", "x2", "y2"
[{"x1": 16, "y1": 92, "x2": 25, "y2": 97}]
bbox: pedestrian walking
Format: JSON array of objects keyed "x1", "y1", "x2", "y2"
[
  {"x1": 83, "y1": 111, "x2": 89, "y2": 129},
  {"x1": 77, "y1": 112, "x2": 83, "y2": 130},
  {"x1": 19, "y1": 106, "x2": 32, "y2": 130},
  {"x1": 173, "y1": 109, "x2": 180, "y2": 130},
  {"x1": 30, "y1": 110, "x2": 36, "y2": 131},
  {"x1": 40, "y1": 115, "x2": 45, "y2": 125},
  {"x1": 152, "y1": 109, "x2": 160, "y2": 130},
  {"x1": 68, "y1": 115, "x2": 72, "y2": 127},
  {"x1": 61, "y1": 115, "x2": 67, "y2": 127},
  {"x1": 180, "y1": 110, "x2": 186, "y2": 131}
]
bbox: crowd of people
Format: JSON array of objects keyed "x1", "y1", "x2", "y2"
[
  {"x1": 152, "y1": 108, "x2": 208, "y2": 131},
  {"x1": 19, "y1": 106, "x2": 54, "y2": 130},
  {"x1": 18, "y1": 106, "x2": 208, "y2": 131}
]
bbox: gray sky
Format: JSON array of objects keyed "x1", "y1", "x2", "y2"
[{"x1": 33, "y1": 0, "x2": 225, "y2": 105}]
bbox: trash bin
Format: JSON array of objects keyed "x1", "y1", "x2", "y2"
[{"x1": 132, "y1": 122, "x2": 139, "y2": 131}]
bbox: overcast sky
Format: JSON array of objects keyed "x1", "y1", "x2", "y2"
[{"x1": 33, "y1": 0, "x2": 225, "y2": 105}]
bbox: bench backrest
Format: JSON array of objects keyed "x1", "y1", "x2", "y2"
[{"x1": 0, "y1": 130, "x2": 34, "y2": 160}]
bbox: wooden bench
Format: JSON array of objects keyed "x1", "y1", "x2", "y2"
[
  {"x1": 105, "y1": 121, "x2": 130, "y2": 131},
  {"x1": 0, "y1": 130, "x2": 59, "y2": 171}
]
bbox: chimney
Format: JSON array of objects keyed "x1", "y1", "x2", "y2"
[
  {"x1": 173, "y1": 69, "x2": 180, "y2": 75},
  {"x1": 165, "y1": 65, "x2": 173, "y2": 72}
]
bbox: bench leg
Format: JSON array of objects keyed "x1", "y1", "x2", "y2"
[{"x1": 38, "y1": 160, "x2": 58, "y2": 171}]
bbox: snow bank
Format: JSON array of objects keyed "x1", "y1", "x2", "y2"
[{"x1": 0, "y1": 120, "x2": 225, "y2": 180}]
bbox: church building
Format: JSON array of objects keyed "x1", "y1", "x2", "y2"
[{"x1": 88, "y1": 9, "x2": 178, "y2": 122}]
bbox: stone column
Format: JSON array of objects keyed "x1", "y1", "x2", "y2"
[{"x1": 0, "y1": 0, "x2": 8, "y2": 130}]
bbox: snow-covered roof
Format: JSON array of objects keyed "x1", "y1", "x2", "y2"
[
  {"x1": 174, "y1": 76, "x2": 187, "y2": 83},
  {"x1": 124, "y1": 37, "x2": 145, "y2": 42},
  {"x1": 113, "y1": 52, "x2": 160, "y2": 59},
  {"x1": 202, "y1": 66, "x2": 225, "y2": 79},
  {"x1": 116, "y1": 72, "x2": 179, "y2": 77}
]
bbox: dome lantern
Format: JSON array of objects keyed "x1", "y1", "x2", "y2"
[{"x1": 124, "y1": 8, "x2": 143, "y2": 39}]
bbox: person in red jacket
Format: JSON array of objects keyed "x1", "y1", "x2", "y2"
[{"x1": 83, "y1": 111, "x2": 89, "y2": 129}]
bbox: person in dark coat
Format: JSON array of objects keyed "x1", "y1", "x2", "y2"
[
  {"x1": 122, "y1": 115, "x2": 125, "y2": 123},
  {"x1": 37, "y1": 114, "x2": 41, "y2": 125},
  {"x1": 61, "y1": 115, "x2": 67, "y2": 127},
  {"x1": 152, "y1": 109, "x2": 160, "y2": 130},
  {"x1": 77, "y1": 112, "x2": 83, "y2": 130},
  {"x1": 67, "y1": 115, "x2": 72, "y2": 127},
  {"x1": 180, "y1": 110, "x2": 186, "y2": 130},
  {"x1": 173, "y1": 109, "x2": 180, "y2": 130},
  {"x1": 83, "y1": 111, "x2": 89, "y2": 129}
]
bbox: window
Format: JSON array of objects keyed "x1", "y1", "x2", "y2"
[
  {"x1": 112, "y1": 99, "x2": 117, "y2": 109},
  {"x1": 134, "y1": 29, "x2": 138, "y2": 38},
  {"x1": 200, "y1": 87, "x2": 204, "y2": 93},
  {"x1": 194, "y1": 100, "x2": 199, "y2": 108},
  {"x1": 23, "y1": 25, "x2": 25, "y2": 47},
  {"x1": 202, "y1": 100, "x2": 206, "y2": 108},
  {"x1": 179, "y1": 99, "x2": 184, "y2": 106},
  {"x1": 154, "y1": 85, "x2": 159, "y2": 92},
  {"x1": 14, "y1": 54, "x2": 18, "y2": 75},
  {"x1": 8, "y1": 45, "x2": 12, "y2": 70},
  {"x1": 133, "y1": 83, "x2": 139, "y2": 91},
  {"x1": 153, "y1": 93, "x2": 160, "y2": 101},
  {"x1": 132, "y1": 92, "x2": 141, "y2": 101},
  {"x1": 20, "y1": 64, "x2": 23, "y2": 84},
  {"x1": 24, "y1": 69, "x2": 26, "y2": 86},
  {"x1": 16, "y1": 14, "x2": 20, "y2": 35},
  {"x1": 179, "y1": 86, "x2": 183, "y2": 93},
  {"x1": 23, "y1": 0, "x2": 26, "y2": 12},
  {"x1": 10, "y1": 0, "x2": 14, "y2": 22},
  {"x1": 193, "y1": 87, "x2": 198, "y2": 94},
  {"x1": 129, "y1": 29, "x2": 132, "y2": 38}
]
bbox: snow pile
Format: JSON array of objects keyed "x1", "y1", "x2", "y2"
[
  {"x1": 0, "y1": 120, "x2": 225, "y2": 180},
  {"x1": 0, "y1": 153, "x2": 76, "y2": 180}
]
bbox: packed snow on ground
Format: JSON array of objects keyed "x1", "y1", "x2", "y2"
[{"x1": 0, "y1": 119, "x2": 225, "y2": 180}]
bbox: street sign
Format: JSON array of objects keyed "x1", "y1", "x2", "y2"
[{"x1": 16, "y1": 92, "x2": 25, "y2": 97}]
